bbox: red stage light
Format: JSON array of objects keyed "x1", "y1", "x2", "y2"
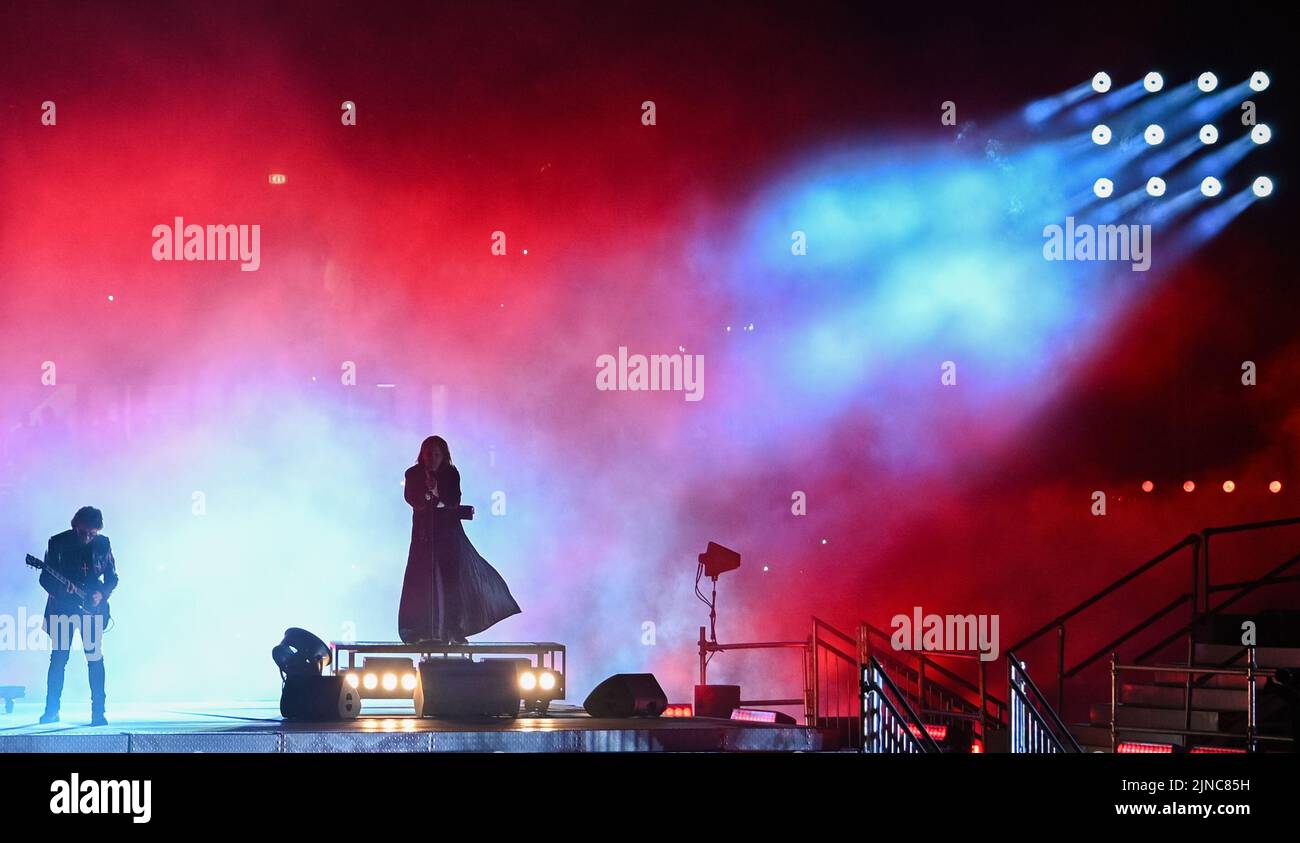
[
  {"x1": 1117, "y1": 741, "x2": 1172, "y2": 754},
  {"x1": 1183, "y1": 481, "x2": 1195, "y2": 493},
  {"x1": 663, "y1": 704, "x2": 693, "y2": 718},
  {"x1": 1222, "y1": 480, "x2": 1235, "y2": 493},
  {"x1": 906, "y1": 723, "x2": 948, "y2": 742},
  {"x1": 730, "y1": 708, "x2": 777, "y2": 723},
  {"x1": 1270, "y1": 481, "x2": 1282, "y2": 493},
  {"x1": 1141, "y1": 480, "x2": 1154, "y2": 493},
  {"x1": 1189, "y1": 746, "x2": 1246, "y2": 754}
]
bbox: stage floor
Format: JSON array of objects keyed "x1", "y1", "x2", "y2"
[{"x1": 0, "y1": 700, "x2": 826, "y2": 753}]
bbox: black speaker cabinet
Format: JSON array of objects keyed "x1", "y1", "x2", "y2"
[
  {"x1": 280, "y1": 675, "x2": 360, "y2": 721},
  {"x1": 415, "y1": 658, "x2": 520, "y2": 718},
  {"x1": 583, "y1": 673, "x2": 667, "y2": 718}
]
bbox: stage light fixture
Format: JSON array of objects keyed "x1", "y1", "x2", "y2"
[
  {"x1": 1253, "y1": 177, "x2": 1273, "y2": 198},
  {"x1": 908, "y1": 723, "x2": 949, "y2": 742},
  {"x1": 1143, "y1": 124, "x2": 1164, "y2": 145},
  {"x1": 1251, "y1": 124, "x2": 1271, "y2": 144},
  {"x1": 1092, "y1": 72, "x2": 1111, "y2": 93},
  {"x1": 1093, "y1": 178, "x2": 1114, "y2": 199},
  {"x1": 1223, "y1": 480, "x2": 1235, "y2": 493},
  {"x1": 1197, "y1": 72, "x2": 1218, "y2": 92},
  {"x1": 1141, "y1": 480, "x2": 1154, "y2": 492},
  {"x1": 519, "y1": 671, "x2": 538, "y2": 692},
  {"x1": 1118, "y1": 741, "x2": 1173, "y2": 754},
  {"x1": 539, "y1": 671, "x2": 557, "y2": 691},
  {"x1": 1200, "y1": 177, "x2": 1221, "y2": 197},
  {"x1": 363, "y1": 672, "x2": 378, "y2": 690},
  {"x1": 1270, "y1": 481, "x2": 1282, "y2": 493},
  {"x1": 1199, "y1": 124, "x2": 1218, "y2": 144},
  {"x1": 345, "y1": 673, "x2": 359, "y2": 688},
  {"x1": 1183, "y1": 480, "x2": 1196, "y2": 492},
  {"x1": 1250, "y1": 71, "x2": 1269, "y2": 92},
  {"x1": 271, "y1": 628, "x2": 332, "y2": 679},
  {"x1": 401, "y1": 673, "x2": 418, "y2": 691},
  {"x1": 381, "y1": 672, "x2": 398, "y2": 691},
  {"x1": 1145, "y1": 177, "x2": 1166, "y2": 197},
  {"x1": 1091, "y1": 124, "x2": 1112, "y2": 145},
  {"x1": 1143, "y1": 72, "x2": 1163, "y2": 93}
]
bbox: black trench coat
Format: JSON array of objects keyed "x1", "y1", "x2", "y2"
[{"x1": 397, "y1": 462, "x2": 520, "y2": 642}]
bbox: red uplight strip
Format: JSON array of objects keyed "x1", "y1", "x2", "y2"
[
  {"x1": 1117, "y1": 741, "x2": 1173, "y2": 754},
  {"x1": 906, "y1": 723, "x2": 948, "y2": 741}
]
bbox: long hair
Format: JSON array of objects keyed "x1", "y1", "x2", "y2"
[{"x1": 417, "y1": 435, "x2": 453, "y2": 470}]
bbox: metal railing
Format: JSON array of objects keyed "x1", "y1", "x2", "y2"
[
  {"x1": 1005, "y1": 516, "x2": 1300, "y2": 717},
  {"x1": 696, "y1": 617, "x2": 862, "y2": 748},
  {"x1": 859, "y1": 621, "x2": 1005, "y2": 745},
  {"x1": 1008, "y1": 650, "x2": 1081, "y2": 753},
  {"x1": 697, "y1": 626, "x2": 808, "y2": 717},
  {"x1": 1109, "y1": 649, "x2": 1296, "y2": 752},
  {"x1": 862, "y1": 656, "x2": 941, "y2": 753},
  {"x1": 811, "y1": 617, "x2": 862, "y2": 749}
]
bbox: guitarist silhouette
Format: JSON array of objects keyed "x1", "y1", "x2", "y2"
[{"x1": 34, "y1": 506, "x2": 118, "y2": 725}]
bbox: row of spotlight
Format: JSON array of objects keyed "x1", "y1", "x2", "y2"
[
  {"x1": 1091, "y1": 71, "x2": 1269, "y2": 94},
  {"x1": 341, "y1": 665, "x2": 559, "y2": 693},
  {"x1": 1140, "y1": 480, "x2": 1284, "y2": 494},
  {"x1": 1092, "y1": 123, "x2": 1270, "y2": 147},
  {"x1": 1093, "y1": 175, "x2": 1272, "y2": 199}
]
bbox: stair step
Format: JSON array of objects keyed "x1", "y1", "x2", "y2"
[
  {"x1": 1151, "y1": 670, "x2": 1266, "y2": 688},
  {"x1": 1089, "y1": 703, "x2": 1220, "y2": 732},
  {"x1": 1121, "y1": 683, "x2": 1248, "y2": 711},
  {"x1": 1070, "y1": 723, "x2": 1185, "y2": 749},
  {"x1": 1193, "y1": 644, "x2": 1300, "y2": 668}
]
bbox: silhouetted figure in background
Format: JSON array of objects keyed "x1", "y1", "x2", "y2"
[
  {"x1": 398, "y1": 436, "x2": 520, "y2": 644},
  {"x1": 39, "y1": 506, "x2": 118, "y2": 725}
]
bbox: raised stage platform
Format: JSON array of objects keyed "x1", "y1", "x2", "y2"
[{"x1": 0, "y1": 700, "x2": 826, "y2": 753}]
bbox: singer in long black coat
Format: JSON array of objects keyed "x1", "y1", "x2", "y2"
[{"x1": 398, "y1": 462, "x2": 520, "y2": 643}]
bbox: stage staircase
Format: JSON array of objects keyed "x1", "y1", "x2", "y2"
[
  {"x1": 1004, "y1": 517, "x2": 1300, "y2": 753},
  {"x1": 859, "y1": 621, "x2": 1004, "y2": 751}
]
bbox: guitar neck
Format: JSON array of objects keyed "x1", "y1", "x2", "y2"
[{"x1": 33, "y1": 557, "x2": 87, "y2": 599}]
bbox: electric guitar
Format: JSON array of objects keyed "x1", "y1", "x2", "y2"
[{"x1": 25, "y1": 554, "x2": 111, "y2": 620}]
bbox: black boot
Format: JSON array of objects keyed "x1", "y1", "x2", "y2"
[
  {"x1": 38, "y1": 710, "x2": 59, "y2": 724},
  {"x1": 89, "y1": 656, "x2": 107, "y2": 726}
]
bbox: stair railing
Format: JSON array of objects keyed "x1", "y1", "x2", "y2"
[
  {"x1": 1109, "y1": 649, "x2": 1295, "y2": 752},
  {"x1": 1005, "y1": 515, "x2": 1300, "y2": 717},
  {"x1": 1003, "y1": 533, "x2": 1200, "y2": 713},
  {"x1": 811, "y1": 616, "x2": 863, "y2": 749},
  {"x1": 859, "y1": 620, "x2": 1005, "y2": 743},
  {"x1": 862, "y1": 655, "x2": 941, "y2": 753},
  {"x1": 1007, "y1": 650, "x2": 1081, "y2": 753}
]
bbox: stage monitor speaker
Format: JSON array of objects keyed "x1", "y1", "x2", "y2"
[
  {"x1": 693, "y1": 684, "x2": 741, "y2": 719},
  {"x1": 583, "y1": 673, "x2": 667, "y2": 718},
  {"x1": 415, "y1": 658, "x2": 520, "y2": 718},
  {"x1": 280, "y1": 675, "x2": 360, "y2": 721}
]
